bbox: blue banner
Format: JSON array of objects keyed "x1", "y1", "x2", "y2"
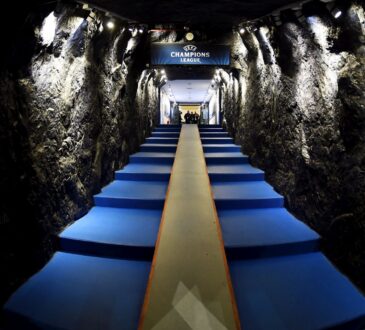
[{"x1": 151, "y1": 43, "x2": 230, "y2": 66}]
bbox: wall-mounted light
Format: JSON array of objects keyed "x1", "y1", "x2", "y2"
[
  {"x1": 161, "y1": 69, "x2": 166, "y2": 75},
  {"x1": 128, "y1": 27, "x2": 134, "y2": 32},
  {"x1": 106, "y1": 20, "x2": 115, "y2": 30},
  {"x1": 239, "y1": 27, "x2": 245, "y2": 34},
  {"x1": 332, "y1": 8, "x2": 342, "y2": 18},
  {"x1": 139, "y1": 28, "x2": 144, "y2": 34}
]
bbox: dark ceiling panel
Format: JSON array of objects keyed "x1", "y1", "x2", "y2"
[{"x1": 84, "y1": 0, "x2": 298, "y2": 26}]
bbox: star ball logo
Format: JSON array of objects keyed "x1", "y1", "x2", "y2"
[
  {"x1": 183, "y1": 45, "x2": 197, "y2": 52},
  {"x1": 170, "y1": 45, "x2": 211, "y2": 63}
]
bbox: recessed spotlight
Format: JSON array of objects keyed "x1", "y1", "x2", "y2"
[
  {"x1": 185, "y1": 32, "x2": 194, "y2": 41},
  {"x1": 333, "y1": 8, "x2": 342, "y2": 18},
  {"x1": 239, "y1": 27, "x2": 245, "y2": 34},
  {"x1": 139, "y1": 28, "x2": 144, "y2": 34},
  {"x1": 106, "y1": 21, "x2": 115, "y2": 30}
]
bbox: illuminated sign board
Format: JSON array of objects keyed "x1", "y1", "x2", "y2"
[{"x1": 151, "y1": 43, "x2": 230, "y2": 66}]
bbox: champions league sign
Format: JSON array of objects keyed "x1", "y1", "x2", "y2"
[{"x1": 151, "y1": 43, "x2": 230, "y2": 65}]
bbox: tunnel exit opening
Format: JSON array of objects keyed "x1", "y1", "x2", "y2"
[{"x1": 159, "y1": 77, "x2": 221, "y2": 125}]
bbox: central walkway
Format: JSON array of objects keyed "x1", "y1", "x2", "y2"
[
  {"x1": 4, "y1": 124, "x2": 365, "y2": 330},
  {"x1": 139, "y1": 125, "x2": 239, "y2": 330}
]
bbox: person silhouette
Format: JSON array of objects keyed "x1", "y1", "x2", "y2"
[{"x1": 184, "y1": 111, "x2": 191, "y2": 124}]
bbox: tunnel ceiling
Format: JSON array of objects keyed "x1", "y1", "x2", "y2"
[{"x1": 82, "y1": 0, "x2": 300, "y2": 26}]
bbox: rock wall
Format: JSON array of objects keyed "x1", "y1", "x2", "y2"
[
  {"x1": 223, "y1": 2, "x2": 365, "y2": 291},
  {"x1": 0, "y1": 3, "x2": 159, "y2": 306}
]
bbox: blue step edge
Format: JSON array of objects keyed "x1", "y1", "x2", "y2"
[
  {"x1": 229, "y1": 252, "x2": 365, "y2": 330},
  {"x1": 59, "y1": 207, "x2": 160, "y2": 260},
  {"x1": 4, "y1": 252, "x2": 151, "y2": 330},
  {"x1": 220, "y1": 208, "x2": 320, "y2": 259}
]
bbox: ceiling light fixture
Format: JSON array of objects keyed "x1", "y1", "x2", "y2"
[
  {"x1": 332, "y1": 8, "x2": 342, "y2": 18},
  {"x1": 239, "y1": 27, "x2": 245, "y2": 34},
  {"x1": 185, "y1": 32, "x2": 194, "y2": 41},
  {"x1": 106, "y1": 21, "x2": 115, "y2": 30}
]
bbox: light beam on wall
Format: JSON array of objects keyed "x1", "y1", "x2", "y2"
[{"x1": 41, "y1": 11, "x2": 57, "y2": 46}]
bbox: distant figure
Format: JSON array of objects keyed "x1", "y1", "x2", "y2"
[
  {"x1": 179, "y1": 111, "x2": 182, "y2": 125},
  {"x1": 184, "y1": 111, "x2": 191, "y2": 124},
  {"x1": 195, "y1": 113, "x2": 200, "y2": 124}
]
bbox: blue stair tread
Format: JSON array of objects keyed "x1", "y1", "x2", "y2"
[
  {"x1": 130, "y1": 152, "x2": 175, "y2": 158},
  {"x1": 117, "y1": 163, "x2": 172, "y2": 175},
  {"x1": 201, "y1": 137, "x2": 233, "y2": 141},
  {"x1": 230, "y1": 252, "x2": 365, "y2": 330},
  {"x1": 208, "y1": 164, "x2": 263, "y2": 175},
  {"x1": 205, "y1": 152, "x2": 247, "y2": 158},
  {"x1": 60, "y1": 207, "x2": 161, "y2": 249},
  {"x1": 146, "y1": 138, "x2": 179, "y2": 143},
  {"x1": 4, "y1": 252, "x2": 151, "y2": 330},
  {"x1": 151, "y1": 132, "x2": 180, "y2": 136},
  {"x1": 213, "y1": 181, "x2": 283, "y2": 200},
  {"x1": 95, "y1": 180, "x2": 167, "y2": 200},
  {"x1": 220, "y1": 208, "x2": 319, "y2": 256},
  {"x1": 141, "y1": 143, "x2": 177, "y2": 147},
  {"x1": 203, "y1": 144, "x2": 239, "y2": 148}
]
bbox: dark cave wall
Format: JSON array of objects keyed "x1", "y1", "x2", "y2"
[
  {"x1": 0, "y1": 4, "x2": 159, "y2": 305},
  {"x1": 223, "y1": 2, "x2": 365, "y2": 290}
]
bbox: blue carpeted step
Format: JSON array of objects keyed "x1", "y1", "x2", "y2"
[
  {"x1": 146, "y1": 137, "x2": 179, "y2": 144},
  {"x1": 157, "y1": 125, "x2": 181, "y2": 128},
  {"x1": 230, "y1": 252, "x2": 365, "y2": 330},
  {"x1": 199, "y1": 132, "x2": 229, "y2": 138},
  {"x1": 212, "y1": 181, "x2": 284, "y2": 209},
  {"x1": 94, "y1": 180, "x2": 167, "y2": 209},
  {"x1": 151, "y1": 132, "x2": 180, "y2": 137},
  {"x1": 220, "y1": 208, "x2": 320, "y2": 259},
  {"x1": 115, "y1": 163, "x2": 172, "y2": 181},
  {"x1": 59, "y1": 207, "x2": 161, "y2": 259},
  {"x1": 4, "y1": 252, "x2": 151, "y2": 330},
  {"x1": 205, "y1": 152, "x2": 249, "y2": 165},
  {"x1": 201, "y1": 138, "x2": 234, "y2": 144},
  {"x1": 208, "y1": 164, "x2": 264, "y2": 181},
  {"x1": 154, "y1": 128, "x2": 181, "y2": 132},
  {"x1": 199, "y1": 128, "x2": 224, "y2": 132},
  {"x1": 203, "y1": 144, "x2": 241, "y2": 153},
  {"x1": 129, "y1": 152, "x2": 175, "y2": 164},
  {"x1": 140, "y1": 144, "x2": 177, "y2": 153}
]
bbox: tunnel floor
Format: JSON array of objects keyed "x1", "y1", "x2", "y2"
[{"x1": 4, "y1": 124, "x2": 365, "y2": 330}]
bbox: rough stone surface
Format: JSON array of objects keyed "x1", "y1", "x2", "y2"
[
  {"x1": 0, "y1": 4, "x2": 159, "y2": 307},
  {"x1": 223, "y1": 2, "x2": 365, "y2": 291}
]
